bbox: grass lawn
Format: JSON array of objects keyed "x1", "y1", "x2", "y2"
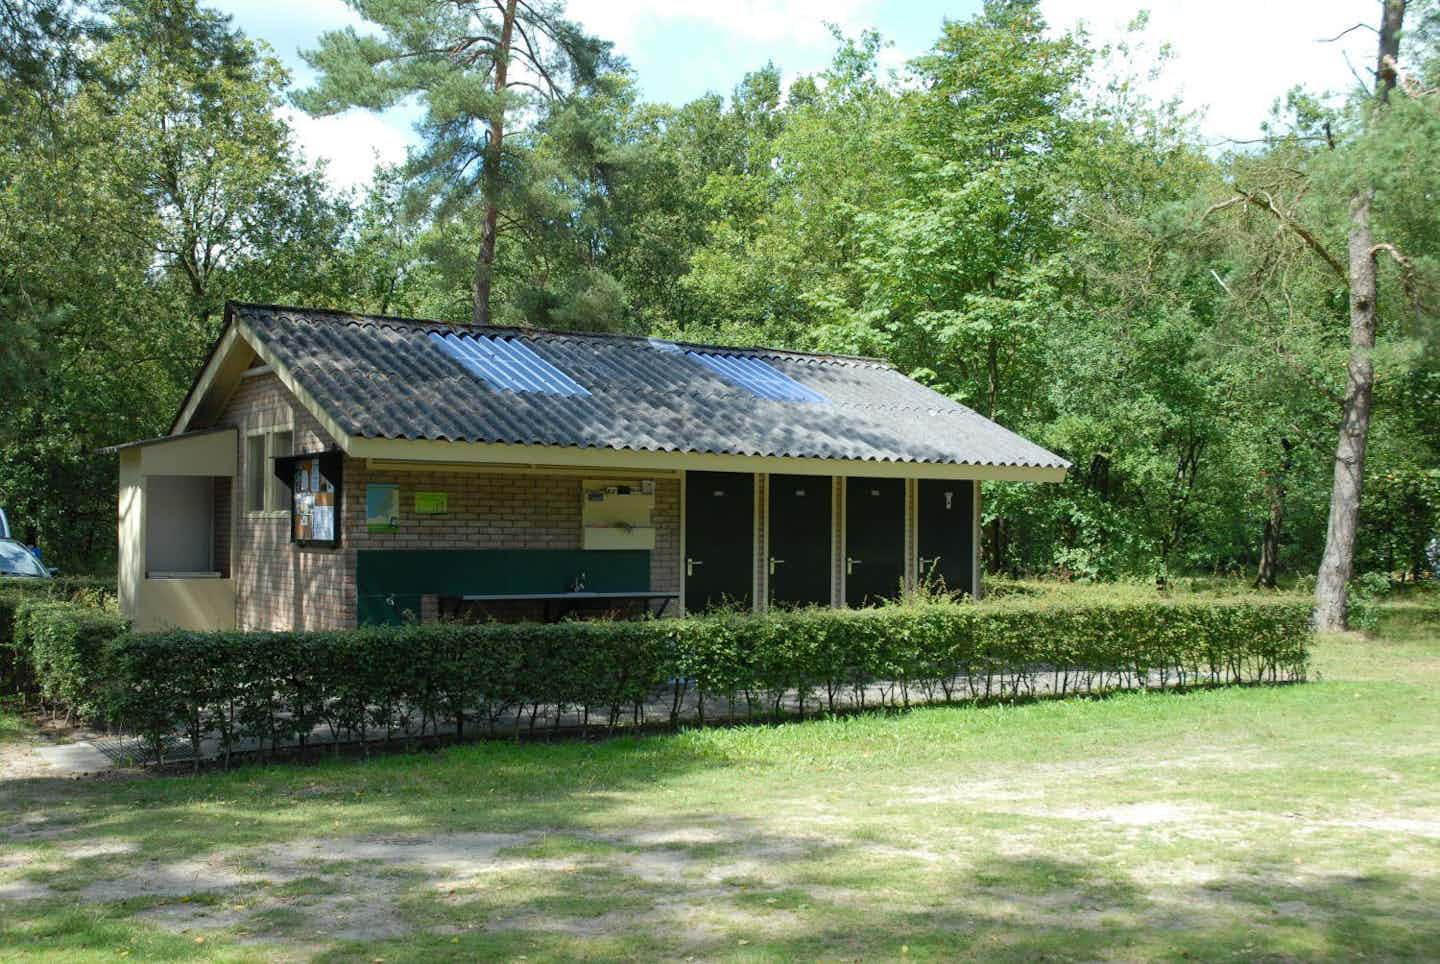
[
  {"x1": 1, "y1": 609, "x2": 1437, "y2": 961},
  {"x1": 0, "y1": 704, "x2": 28, "y2": 742}
]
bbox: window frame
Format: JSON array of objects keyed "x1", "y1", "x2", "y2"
[
  {"x1": 245, "y1": 425, "x2": 296, "y2": 517},
  {"x1": 268, "y1": 429, "x2": 294, "y2": 514}
]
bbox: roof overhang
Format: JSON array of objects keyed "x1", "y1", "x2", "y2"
[
  {"x1": 351, "y1": 437, "x2": 1067, "y2": 483},
  {"x1": 102, "y1": 428, "x2": 237, "y2": 476},
  {"x1": 166, "y1": 302, "x2": 1068, "y2": 485},
  {"x1": 169, "y1": 318, "x2": 246, "y2": 436},
  {"x1": 168, "y1": 304, "x2": 355, "y2": 450}
]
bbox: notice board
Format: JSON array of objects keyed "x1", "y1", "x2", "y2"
[{"x1": 276, "y1": 450, "x2": 343, "y2": 547}]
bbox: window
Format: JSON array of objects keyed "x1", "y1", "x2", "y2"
[
  {"x1": 429, "y1": 331, "x2": 591, "y2": 396},
  {"x1": 146, "y1": 476, "x2": 214, "y2": 575},
  {"x1": 246, "y1": 428, "x2": 294, "y2": 514},
  {"x1": 268, "y1": 430, "x2": 293, "y2": 512},
  {"x1": 685, "y1": 351, "x2": 827, "y2": 403},
  {"x1": 246, "y1": 434, "x2": 267, "y2": 513}
]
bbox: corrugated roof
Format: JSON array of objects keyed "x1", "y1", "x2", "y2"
[{"x1": 229, "y1": 302, "x2": 1068, "y2": 470}]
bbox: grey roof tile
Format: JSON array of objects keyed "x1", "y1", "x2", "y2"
[{"x1": 232, "y1": 303, "x2": 1068, "y2": 470}]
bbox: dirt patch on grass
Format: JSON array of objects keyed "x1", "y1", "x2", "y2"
[
  {"x1": 0, "y1": 824, "x2": 848, "y2": 947},
  {"x1": 257, "y1": 832, "x2": 532, "y2": 879},
  {"x1": 1334, "y1": 814, "x2": 1440, "y2": 839},
  {"x1": 1056, "y1": 802, "x2": 1213, "y2": 827},
  {"x1": 80, "y1": 853, "x2": 273, "y2": 902},
  {"x1": 61, "y1": 839, "x2": 139, "y2": 859},
  {"x1": 609, "y1": 848, "x2": 692, "y2": 884},
  {"x1": 623, "y1": 826, "x2": 730, "y2": 846}
]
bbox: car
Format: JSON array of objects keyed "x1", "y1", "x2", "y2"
[
  {"x1": 0, "y1": 537, "x2": 50, "y2": 579},
  {"x1": 0, "y1": 507, "x2": 9, "y2": 540}
]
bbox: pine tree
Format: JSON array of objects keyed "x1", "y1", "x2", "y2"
[{"x1": 296, "y1": 0, "x2": 617, "y2": 325}]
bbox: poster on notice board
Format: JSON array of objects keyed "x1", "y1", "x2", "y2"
[{"x1": 292, "y1": 456, "x2": 336, "y2": 543}]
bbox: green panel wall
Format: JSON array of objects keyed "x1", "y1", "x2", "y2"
[{"x1": 356, "y1": 549, "x2": 650, "y2": 626}]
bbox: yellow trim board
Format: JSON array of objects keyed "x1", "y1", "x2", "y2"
[
  {"x1": 348, "y1": 437, "x2": 1067, "y2": 483},
  {"x1": 170, "y1": 325, "x2": 240, "y2": 435}
]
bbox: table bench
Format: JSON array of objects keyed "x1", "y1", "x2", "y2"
[{"x1": 457, "y1": 590, "x2": 679, "y2": 621}]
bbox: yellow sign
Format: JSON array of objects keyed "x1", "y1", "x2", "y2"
[{"x1": 414, "y1": 491, "x2": 448, "y2": 515}]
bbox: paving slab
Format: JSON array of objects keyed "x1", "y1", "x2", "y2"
[{"x1": 34, "y1": 741, "x2": 114, "y2": 775}]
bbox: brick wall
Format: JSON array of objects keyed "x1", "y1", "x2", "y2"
[
  {"x1": 345, "y1": 464, "x2": 682, "y2": 620},
  {"x1": 651, "y1": 476, "x2": 681, "y2": 595},
  {"x1": 215, "y1": 372, "x2": 683, "y2": 630},
  {"x1": 216, "y1": 373, "x2": 353, "y2": 631},
  {"x1": 347, "y1": 466, "x2": 587, "y2": 552}
]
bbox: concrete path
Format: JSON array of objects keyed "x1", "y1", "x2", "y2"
[{"x1": 34, "y1": 742, "x2": 114, "y2": 775}]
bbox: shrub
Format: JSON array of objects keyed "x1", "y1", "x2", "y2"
[
  {"x1": 11, "y1": 598, "x2": 128, "y2": 721},
  {"x1": 1, "y1": 579, "x2": 124, "y2": 710},
  {"x1": 100, "y1": 597, "x2": 1311, "y2": 766},
  {"x1": 0, "y1": 590, "x2": 28, "y2": 694},
  {"x1": 0, "y1": 575, "x2": 118, "y2": 603}
]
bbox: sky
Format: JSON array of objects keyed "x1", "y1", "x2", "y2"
[{"x1": 207, "y1": 0, "x2": 1383, "y2": 193}]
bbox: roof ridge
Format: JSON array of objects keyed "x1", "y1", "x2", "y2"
[{"x1": 227, "y1": 300, "x2": 892, "y2": 368}]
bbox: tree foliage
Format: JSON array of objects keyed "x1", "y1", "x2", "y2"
[{"x1": 0, "y1": 0, "x2": 1436, "y2": 594}]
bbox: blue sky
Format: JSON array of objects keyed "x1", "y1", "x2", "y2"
[{"x1": 207, "y1": 0, "x2": 1378, "y2": 192}]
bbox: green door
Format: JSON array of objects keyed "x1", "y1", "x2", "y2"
[
  {"x1": 768, "y1": 474, "x2": 832, "y2": 608},
  {"x1": 917, "y1": 480, "x2": 974, "y2": 596},
  {"x1": 685, "y1": 471, "x2": 754, "y2": 612},
  {"x1": 844, "y1": 477, "x2": 906, "y2": 607}
]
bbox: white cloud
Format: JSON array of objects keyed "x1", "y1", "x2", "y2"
[
  {"x1": 1040, "y1": 0, "x2": 1382, "y2": 142},
  {"x1": 281, "y1": 107, "x2": 411, "y2": 194},
  {"x1": 566, "y1": 0, "x2": 877, "y2": 52},
  {"x1": 256, "y1": 1, "x2": 1391, "y2": 192}
]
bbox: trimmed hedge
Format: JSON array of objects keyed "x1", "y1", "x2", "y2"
[
  {"x1": 0, "y1": 590, "x2": 1312, "y2": 764},
  {"x1": 0, "y1": 591, "x2": 24, "y2": 692},
  {"x1": 103, "y1": 598, "x2": 1310, "y2": 766},
  {"x1": 0, "y1": 575, "x2": 118, "y2": 601},
  {"x1": 0, "y1": 591, "x2": 128, "y2": 719}
]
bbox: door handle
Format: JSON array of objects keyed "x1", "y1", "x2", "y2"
[
  {"x1": 687, "y1": 557, "x2": 703, "y2": 577},
  {"x1": 846, "y1": 557, "x2": 862, "y2": 575},
  {"x1": 769, "y1": 557, "x2": 785, "y2": 575}
]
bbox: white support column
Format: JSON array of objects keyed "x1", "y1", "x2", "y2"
[
  {"x1": 678, "y1": 471, "x2": 688, "y2": 615},
  {"x1": 830, "y1": 476, "x2": 841, "y2": 608},
  {"x1": 973, "y1": 480, "x2": 983, "y2": 599},
  {"x1": 904, "y1": 477, "x2": 918, "y2": 595},
  {"x1": 753, "y1": 472, "x2": 766, "y2": 614},
  {"x1": 836, "y1": 476, "x2": 847, "y2": 608}
]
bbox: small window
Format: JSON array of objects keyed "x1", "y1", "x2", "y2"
[
  {"x1": 269, "y1": 430, "x2": 293, "y2": 512},
  {"x1": 247, "y1": 429, "x2": 294, "y2": 514},
  {"x1": 246, "y1": 434, "x2": 266, "y2": 513}
]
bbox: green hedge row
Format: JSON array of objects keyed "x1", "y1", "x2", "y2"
[
  {"x1": 105, "y1": 598, "x2": 1309, "y2": 766},
  {"x1": 0, "y1": 590, "x2": 129, "y2": 718},
  {"x1": 0, "y1": 592, "x2": 1311, "y2": 766},
  {"x1": 0, "y1": 575, "x2": 118, "y2": 601}
]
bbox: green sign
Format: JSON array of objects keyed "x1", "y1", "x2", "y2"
[
  {"x1": 366, "y1": 484, "x2": 400, "y2": 534},
  {"x1": 414, "y1": 491, "x2": 448, "y2": 515}
]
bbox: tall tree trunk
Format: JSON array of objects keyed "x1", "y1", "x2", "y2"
[
  {"x1": 473, "y1": 0, "x2": 518, "y2": 326},
  {"x1": 1255, "y1": 437, "x2": 1293, "y2": 590},
  {"x1": 1314, "y1": 193, "x2": 1380, "y2": 628},
  {"x1": 1313, "y1": 0, "x2": 1404, "y2": 630}
]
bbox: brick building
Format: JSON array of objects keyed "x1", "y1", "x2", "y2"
[{"x1": 111, "y1": 303, "x2": 1067, "y2": 632}]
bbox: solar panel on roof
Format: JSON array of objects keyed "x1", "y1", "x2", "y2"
[
  {"x1": 429, "y1": 331, "x2": 590, "y2": 396},
  {"x1": 686, "y1": 351, "x2": 828, "y2": 403}
]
